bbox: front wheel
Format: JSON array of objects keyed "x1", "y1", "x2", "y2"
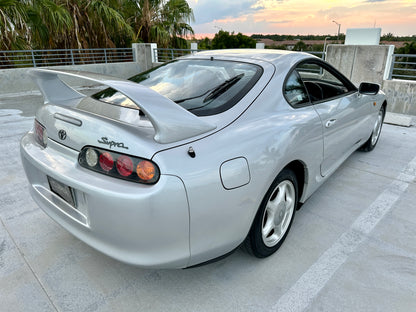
[
  {"x1": 245, "y1": 169, "x2": 298, "y2": 258},
  {"x1": 360, "y1": 106, "x2": 385, "y2": 152}
]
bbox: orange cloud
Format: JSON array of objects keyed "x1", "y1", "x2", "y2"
[{"x1": 191, "y1": 0, "x2": 416, "y2": 36}]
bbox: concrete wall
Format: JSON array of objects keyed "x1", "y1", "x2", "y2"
[
  {"x1": 326, "y1": 44, "x2": 415, "y2": 116},
  {"x1": 132, "y1": 43, "x2": 155, "y2": 72},
  {"x1": 2, "y1": 44, "x2": 415, "y2": 116},
  {"x1": 0, "y1": 43, "x2": 157, "y2": 95},
  {"x1": 383, "y1": 79, "x2": 416, "y2": 115},
  {"x1": 0, "y1": 62, "x2": 143, "y2": 95},
  {"x1": 326, "y1": 44, "x2": 393, "y2": 86}
]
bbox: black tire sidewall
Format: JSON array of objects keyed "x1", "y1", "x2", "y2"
[
  {"x1": 248, "y1": 169, "x2": 298, "y2": 258},
  {"x1": 361, "y1": 106, "x2": 385, "y2": 152}
]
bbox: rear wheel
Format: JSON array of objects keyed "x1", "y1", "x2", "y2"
[
  {"x1": 245, "y1": 169, "x2": 298, "y2": 258},
  {"x1": 360, "y1": 106, "x2": 385, "y2": 152}
]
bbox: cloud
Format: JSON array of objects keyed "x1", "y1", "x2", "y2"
[
  {"x1": 190, "y1": 0, "x2": 261, "y2": 24},
  {"x1": 189, "y1": 0, "x2": 416, "y2": 37},
  {"x1": 270, "y1": 20, "x2": 292, "y2": 25}
]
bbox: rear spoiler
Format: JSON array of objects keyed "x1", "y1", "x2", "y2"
[{"x1": 29, "y1": 68, "x2": 216, "y2": 144}]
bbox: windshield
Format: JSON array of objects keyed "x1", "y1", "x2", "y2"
[{"x1": 92, "y1": 59, "x2": 263, "y2": 116}]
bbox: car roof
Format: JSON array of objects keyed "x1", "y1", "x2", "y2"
[{"x1": 187, "y1": 49, "x2": 318, "y2": 65}]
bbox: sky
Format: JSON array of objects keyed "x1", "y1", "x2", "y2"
[{"x1": 187, "y1": 0, "x2": 416, "y2": 38}]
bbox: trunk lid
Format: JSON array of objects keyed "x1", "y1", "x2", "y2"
[{"x1": 36, "y1": 97, "x2": 162, "y2": 159}]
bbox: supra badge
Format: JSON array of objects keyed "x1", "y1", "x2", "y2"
[{"x1": 97, "y1": 137, "x2": 129, "y2": 149}]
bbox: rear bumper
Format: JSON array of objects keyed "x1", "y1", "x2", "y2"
[{"x1": 20, "y1": 132, "x2": 190, "y2": 268}]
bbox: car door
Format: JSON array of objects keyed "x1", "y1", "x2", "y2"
[{"x1": 295, "y1": 60, "x2": 368, "y2": 177}]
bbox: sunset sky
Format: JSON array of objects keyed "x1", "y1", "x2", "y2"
[{"x1": 188, "y1": 0, "x2": 416, "y2": 38}]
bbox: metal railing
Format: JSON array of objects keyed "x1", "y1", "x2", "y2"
[
  {"x1": 310, "y1": 51, "x2": 325, "y2": 59},
  {"x1": 154, "y1": 48, "x2": 325, "y2": 63},
  {"x1": 153, "y1": 48, "x2": 199, "y2": 62},
  {"x1": 389, "y1": 54, "x2": 416, "y2": 80},
  {"x1": 0, "y1": 48, "x2": 133, "y2": 69}
]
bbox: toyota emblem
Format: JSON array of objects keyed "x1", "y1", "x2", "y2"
[{"x1": 58, "y1": 130, "x2": 67, "y2": 140}]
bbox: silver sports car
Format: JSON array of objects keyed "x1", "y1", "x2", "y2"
[{"x1": 21, "y1": 49, "x2": 386, "y2": 268}]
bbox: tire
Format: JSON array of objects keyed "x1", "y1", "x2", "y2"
[
  {"x1": 360, "y1": 106, "x2": 385, "y2": 152},
  {"x1": 245, "y1": 169, "x2": 298, "y2": 258}
]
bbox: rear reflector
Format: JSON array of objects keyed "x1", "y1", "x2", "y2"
[
  {"x1": 78, "y1": 146, "x2": 159, "y2": 184},
  {"x1": 34, "y1": 119, "x2": 47, "y2": 148}
]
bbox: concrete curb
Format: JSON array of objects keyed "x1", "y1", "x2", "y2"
[{"x1": 384, "y1": 112, "x2": 414, "y2": 127}]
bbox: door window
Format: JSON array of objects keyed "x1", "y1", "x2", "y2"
[
  {"x1": 283, "y1": 70, "x2": 309, "y2": 107},
  {"x1": 296, "y1": 61, "x2": 355, "y2": 103}
]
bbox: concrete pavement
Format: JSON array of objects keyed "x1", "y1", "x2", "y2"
[{"x1": 1, "y1": 93, "x2": 415, "y2": 312}]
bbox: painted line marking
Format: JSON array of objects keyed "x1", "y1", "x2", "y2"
[{"x1": 271, "y1": 156, "x2": 416, "y2": 312}]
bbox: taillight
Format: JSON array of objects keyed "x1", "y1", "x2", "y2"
[
  {"x1": 116, "y1": 155, "x2": 134, "y2": 177},
  {"x1": 99, "y1": 152, "x2": 114, "y2": 172},
  {"x1": 34, "y1": 119, "x2": 47, "y2": 148},
  {"x1": 136, "y1": 160, "x2": 156, "y2": 181},
  {"x1": 78, "y1": 147, "x2": 160, "y2": 184}
]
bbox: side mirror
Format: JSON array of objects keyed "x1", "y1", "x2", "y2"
[{"x1": 359, "y1": 82, "x2": 380, "y2": 95}]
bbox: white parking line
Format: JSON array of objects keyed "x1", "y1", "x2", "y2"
[{"x1": 271, "y1": 156, "x2": 416, "y2": 312}]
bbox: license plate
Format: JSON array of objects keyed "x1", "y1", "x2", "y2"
[{"x1": 47, "y1": 176, "x2": 76, "y2": 207}]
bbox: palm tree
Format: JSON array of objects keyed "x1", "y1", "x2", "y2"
[
  {"x1": 50, "y1": 0, "x2": 134, "y2": 49},
  {"x1": 0, "y1": 0, "x2": 30, "y2": 50},
  {"x1": 125, "y1": 0, "x2": 194, "y2": 48},
  {"x1": 162, "y1": 0, "x2": 194, "y2": 48},
  {"x1": 1, "y1": 0, "x2": 194, "y2": 51},
  {"x1": 27, "y1": 0, "x2": 72, "y2": 49}
]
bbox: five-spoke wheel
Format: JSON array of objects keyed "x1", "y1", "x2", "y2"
[
  {"x1": 245, "y1": 169, "x2": 298, "y2": 258},
  {"x1": 360, "y1": 105, "x2": 385, "y2": 152}
]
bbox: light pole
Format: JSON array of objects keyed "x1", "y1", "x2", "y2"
[
  {"x1": 323, "y1": 36, "x2": 330, "y2": 58},
  {"x1": 332, "y1": 20, "x2": 341, "y2": 41}
]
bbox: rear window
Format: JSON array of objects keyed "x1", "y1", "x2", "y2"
[{"x1": 92, "y1": 59, "x2": 263, "y2": 116}]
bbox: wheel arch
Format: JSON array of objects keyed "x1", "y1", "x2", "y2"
[
  {"x1": 382, "y1": 100, "x2": 387, "y2": 115},
  {"x1": 282, "y1": 160, "x2": 307, "y2": 203}
]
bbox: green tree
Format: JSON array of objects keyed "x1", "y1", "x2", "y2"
[
  {"x1": 27, "y1": 0, "x2": 72, "y2": 49},
  {"x1": 198, "y1": 37, "x2": 211, "y2": 50},
  {"x1": 211, "y1": 30, "x2": 256, "y2": 49},
  {"x1": 382, "y1": 32, "x2": 395, "y2": 41},
  {"x1": 311, "y1": 43, "x2": 324, "y2": 51},
  {"x1": 56, "y1": 0, "x2": 134, "y2": 49},
  {"x1": 125, "y1": 0, "x2": 194, "y2": 48},
  {"x1": 0, "y1": 0, "x2": 29, "y2": 50},
  {"x1": 1, "y1": 0, "x2": 195, "y2": 50},
  {"x1": 397, "y1": 41, "x2": 416, "y2": 54},
  {"x1": 293, "y1": 40, "x2": 307, "y2": 51}
]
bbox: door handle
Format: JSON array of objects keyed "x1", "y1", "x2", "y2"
[{"x1": 325, "y1": 119, "x2": 337, "y2": 128}]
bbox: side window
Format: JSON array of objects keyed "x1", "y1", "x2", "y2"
[
  {"x1": 283, "y1": 71, "x2": 309, "y2": 107},
  {"x1": 296, "y1": 61, "x2": 352, "y2": 102}
]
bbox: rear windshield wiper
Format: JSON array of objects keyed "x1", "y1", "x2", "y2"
[
  {"x1": 203, "y1": 74, "x2": 244, "y2": 103},
  {"x1": 175, "y1": 89, "x2": 211, "y2": 104}
]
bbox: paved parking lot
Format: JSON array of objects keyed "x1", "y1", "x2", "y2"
[{"x1": 1, "y1": 93, "x2": 415, "y2": 312}]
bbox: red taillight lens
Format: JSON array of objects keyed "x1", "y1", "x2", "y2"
[
  {"x1": 34, "y1": 119, "x2": 47, "y2": 148},
  {"x1": 116, "y1": 155, "x2": 133, "y2": 177},
  {"x1": 99, "y1": 152, "x2": 114, "y2": 172},
  {"x1": 78, "y1": 147, "x2": 159, "y2": 184}
]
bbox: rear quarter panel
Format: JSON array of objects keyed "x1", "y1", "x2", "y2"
[{"x1": 152, "y1": 76, "x2": 324, "y2": 266}]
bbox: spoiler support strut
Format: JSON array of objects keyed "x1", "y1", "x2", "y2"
[{"x1": 30, "y1": 68, "x2": 216, "y2": 144}]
